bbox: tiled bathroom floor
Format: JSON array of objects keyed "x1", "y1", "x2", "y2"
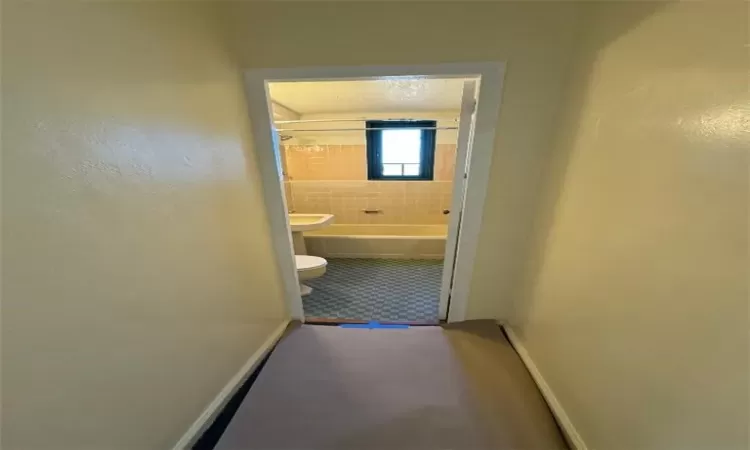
[{"x1": 302, "y1": 258, "x2": 443, "y2": 324}]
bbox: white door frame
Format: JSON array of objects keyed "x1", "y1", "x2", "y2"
[
  {"x1": 438, "y1": 80, "x2": 477, "y2": 320},
  {"x1": 243, "y1": 62, "x2": 505, "y2": 322}
]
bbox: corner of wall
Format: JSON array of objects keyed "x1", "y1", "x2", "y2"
[{"x1": 503, "y1": 326, "x2": 588, "y2": 450}]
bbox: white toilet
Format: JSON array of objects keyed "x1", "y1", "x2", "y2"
[{"x1": 295, "y1": 255, "x2": 327, "y2": 296}]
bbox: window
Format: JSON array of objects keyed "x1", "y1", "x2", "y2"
[{"x1": 366, "y1": 120, "x2": 437, "y2": 180}]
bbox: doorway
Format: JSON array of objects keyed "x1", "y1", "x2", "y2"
[{"x1": 243, "y1": 63, "x2": 505, "y2": 323}]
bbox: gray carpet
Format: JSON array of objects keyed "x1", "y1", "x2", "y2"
[
  {"x1": 303, "y1": 259, "x2": 443, "y2": 323},
  {"x1": 214, "y1": 321, "x2": 568, "y2": 450}
]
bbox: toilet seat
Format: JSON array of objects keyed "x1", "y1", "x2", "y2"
[{"x1": 295, "y1": 255, "x2": 327, "y2": 273}]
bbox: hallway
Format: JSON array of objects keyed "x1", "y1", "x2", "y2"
[
  {"x1": 210, "y1": 321, "x2": 567, "y2": 450},
  {"x1": 4, "y1": 2, "x2": 745, "y2": 449}
]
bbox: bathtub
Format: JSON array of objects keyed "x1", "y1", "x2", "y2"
[{"x1": 304, "y1": 224, "x2": 447, "y2": 260}]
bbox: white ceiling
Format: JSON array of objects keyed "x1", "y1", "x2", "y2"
[{"x1": 268, "y1": 78, "x2": 467, "y2": 114}]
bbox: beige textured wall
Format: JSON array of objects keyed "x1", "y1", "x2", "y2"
[
  {"x1": 228, "y1": 1, "x2": 584, "y2": 318},
  {"x1": 2, "y1": 2, "x2": 288, "y2": 449},
  {"x1": 512, "y1": 3, "x2": 749, "y2": 449}
]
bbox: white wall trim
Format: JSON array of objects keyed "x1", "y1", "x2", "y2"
[
  {"x1": 503, "y1": 325, "x2": 588, "y2": 450},
  {"x1": 439, "y1": 80, "x2": 476, "y2": 320},
  {"x1": 171, "y1": 320, "x2": 290, "y2": 450},
  {"x1": 244, "y1": 72, "x2": 305, "y2": 320},
  {"x1": 447, "y1": 66, "x2": 505, "y2": 322},
  {"x1": 243, "y1": 62, "x2": 505, "y2": 323}
]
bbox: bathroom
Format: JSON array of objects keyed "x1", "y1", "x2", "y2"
[{"x1": 268, "y1": 79, "x2": 471, "y2": 324}]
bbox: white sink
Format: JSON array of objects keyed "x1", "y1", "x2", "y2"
[{"x1": 288, "y1": 213, "x2": 334, "y2": 232}]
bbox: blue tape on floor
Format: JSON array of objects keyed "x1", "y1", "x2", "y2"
[{"x1": 340, "y1": 321, "x2": 410, "y2": 329}]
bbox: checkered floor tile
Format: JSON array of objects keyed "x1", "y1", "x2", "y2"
[{"x1": 302, "y1": 258, "x2": 443, "y2": 324}]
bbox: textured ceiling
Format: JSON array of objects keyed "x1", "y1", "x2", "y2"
[{"x1": 268, "y1": 78, "x2": 467, "y2": 114}]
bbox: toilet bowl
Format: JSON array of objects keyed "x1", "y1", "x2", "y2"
[{"x1": 295, "y1": 255, "x2": 327, "y2": 296}]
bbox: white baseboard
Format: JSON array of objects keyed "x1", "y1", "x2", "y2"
[
  {"x1": 503, "y1": 325, "x2": 588, "y2": 450},
  {"x1": 172, "y1": 320, "x2": 290, "y2": 450}
]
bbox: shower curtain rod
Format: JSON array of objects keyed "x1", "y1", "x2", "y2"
[
  {"x1": 274, "y1": 117, "x2": 459, "y2": 124},
  {"x1": 275, "y1": 126, "x2": 458, "y2": 132}
]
